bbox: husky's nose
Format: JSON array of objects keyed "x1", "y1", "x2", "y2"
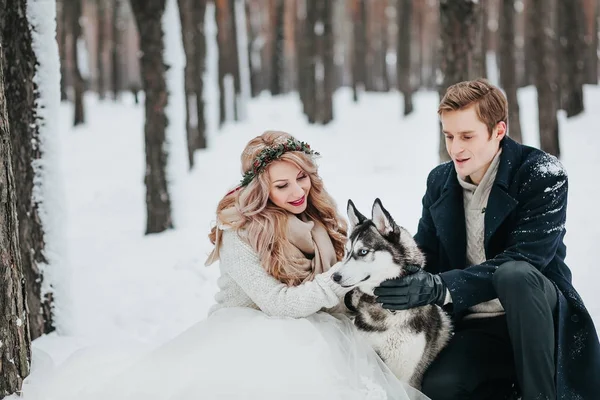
[{"x1": 332, "y1": 273, "x2": 342, "y2": 283}]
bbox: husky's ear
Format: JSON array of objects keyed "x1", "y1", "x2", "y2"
[
  {"x1": 347, "y1": 199, "x2": 367, "y2": 230},
  {"x1": 371, "y1": 198, "x2": 399, "y2": 237}
]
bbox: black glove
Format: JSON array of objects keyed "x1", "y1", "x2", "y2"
[{"x1": 373, "y1": 269, "x2": 447, "y2": 310}]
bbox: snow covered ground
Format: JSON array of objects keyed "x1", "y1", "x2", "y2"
[{"x1": 30, "y1": 83, "x2": 600, "y2": 367}]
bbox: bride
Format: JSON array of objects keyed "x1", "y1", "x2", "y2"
[{"x1": 18, "y1": 131, "x2": 429, "y2": 400}]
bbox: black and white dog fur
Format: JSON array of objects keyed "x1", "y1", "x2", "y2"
[{"x1": 332, "y1": 198, "x2": 452, "y2": 390}]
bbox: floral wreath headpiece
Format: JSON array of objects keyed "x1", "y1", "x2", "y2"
[{"x1": 239, "y1": 138, "x2": 319, "y2": 187}]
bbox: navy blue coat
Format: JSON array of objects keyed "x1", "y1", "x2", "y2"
[{"x1": 414, "y1": 136, "x2": 600, "y2": 399}]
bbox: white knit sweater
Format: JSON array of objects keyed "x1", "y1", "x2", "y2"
[
  {"x1": 457, "y1": 149, "x2": 505, "y2": 319},
  {"x1": 208, "y1": 229, "x2": 349, "y2": 318}
]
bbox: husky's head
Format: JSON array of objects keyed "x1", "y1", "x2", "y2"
[{"x1": 332, "y1": 198, "x2": 425, "y2": 295}]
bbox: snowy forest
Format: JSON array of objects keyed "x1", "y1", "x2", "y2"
[{"x1": 1, "y1": 0, "x2": 599, "y2": 396}]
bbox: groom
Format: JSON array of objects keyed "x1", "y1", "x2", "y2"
[{"x1": 374, "y1": 78, "x2": 600, "y2": 399}]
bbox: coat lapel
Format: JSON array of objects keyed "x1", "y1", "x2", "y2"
[
  {"x1": 484, "y1": 187, "x2": 518, "y2": 251},
  {"x1": 430, "y1": 169, "x2": 467, "y2": 269},
  {"x1": 483, "y1": 137, "x2": 521, "y2": 251}
]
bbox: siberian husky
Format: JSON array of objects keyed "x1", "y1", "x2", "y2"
[{"x1": 332, "y1": 198, "x2": 452, "y2": 390}]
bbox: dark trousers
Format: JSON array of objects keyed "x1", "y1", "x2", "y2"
[{"x1": 421, "y1": 261, "x2": 558, "y2": 400}]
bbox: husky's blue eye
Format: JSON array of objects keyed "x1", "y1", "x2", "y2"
[{"x1": 358, "y1": 249, "x2": 369, "y2": 256}]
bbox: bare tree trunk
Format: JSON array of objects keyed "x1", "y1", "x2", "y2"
[
  {"x1": 57, "y1": 0, "x2": 69, "y2": 101},
  {"x1": 69, "y1": 0, "x2": 85, "y2": 125},
  {"x1": 557, "y1": 0, "x2": 586, "y2": 117},
  {"x1": 427, "y1": 0, "x2": 440, "y2": 90},
  {"x1": 499, "y1": 0, "x2": 523, "y2": 143},
  {"x1": 296, "y1": 0, "x2": 311, "y2": 115},
  {"x1": 216, "y1": 0, "x2": 228, "y2": 126},
  {"x1": 246, "y1": 0, "x2": 261, "y2": 97},
  {"x1": 0, "y1": 31, "x2": 32, "y2": 397},
  {"x1": 351, "y1": 0, "x2": 367, "y2": 102},
  {"x1": 97, "y1": 0, "x2": 107, "y2": 99},
  {"x1": 270, "y1": 0, "x2": 284, "y2": 95},
  {"x1": 284, "y1": 0, "x2": 298, "y2": 92},
  {"x1": 303, "y1": 0, "x2": 333, "y2": 124},
  {"x1": 229, "y1": 0, "x2": 241, "y2": 116},
  {"x1": 215, "y1": 0, "x2": 240, "y2": 126},
  {"x1": 474, "y1": 0, "x2": 488, "y2": 78},
  {"x1": 2, "y1": 0, "x2": 53, "y2": 340},
  {"x1": 259, "y1": 1, "x2": 271, "y2": 95},
  {"x1": 178, "y1": 0, "x2": 208, "y2": 169},
  {"x1": 319, "y1": 0, "x2": 334, "y2": 123},
  {"x1": 531, "y1": 0, "x2": 560, "y2": 157},
  {"x1": 397, "y1": 0, "x2": 413, "y2": 115},
  {"x1": 304, "y1": 0, "x2": 317, "y2": 122},
  {"x1": 111, "y1": 0, "x2": 121, "y2": 100},
  {"x1": 380, "y1": 0, "x2": 389, "y2": 92},
  {"x1": 591, "y1": 0, "x2": 599, "y2": 83},
  {"x1": 365, "y1": 0, "x2": 386, "y2": 92},
  {"x1": 521, "y1": 0, "x2": 536, "y2": 88},
  {"x1": 130, "y1": 0, "x2": 173, "y2": 234},
  {"x1": 437, "y1": 0, "x2": 481, "y2": 161}
]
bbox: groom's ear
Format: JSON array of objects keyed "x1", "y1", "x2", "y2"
[
  {"x1": 371, "y1": 198, "x2": 399, "y2": 237},
  {"x1": 347, "y1": 199, "x2": 367, "y2": 231}
]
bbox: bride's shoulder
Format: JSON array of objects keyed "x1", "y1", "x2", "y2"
[{"x1": 221, "y1": 228, "x2": 253, "y2": 252}]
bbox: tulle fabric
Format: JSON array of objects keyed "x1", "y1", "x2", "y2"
[{"x1": 19, "y1": 308, "x2": 430, "y2": 400}]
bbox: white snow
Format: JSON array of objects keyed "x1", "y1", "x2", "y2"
[
  {"x1": 23, "y1": 84, "x2": 598, "y2": 371},
  {"x1": 10, "y1": 2, "x2": 600, "y2": 391}
]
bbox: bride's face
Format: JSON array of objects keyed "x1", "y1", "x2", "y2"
[{"x1": 267, "y1": 161, "x2": 311, "y2": 214}]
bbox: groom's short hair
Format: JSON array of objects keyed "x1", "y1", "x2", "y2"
[{"x1": 438, "y1": 78, "x2": 508, "y2": 137}]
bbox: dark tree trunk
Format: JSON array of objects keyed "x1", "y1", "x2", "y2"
[
  {"x1": 270, "y1": 0, "x2": 284, "y2": 95},
  {"x1": 178, "y1": 0, "x2": 208, "y2": 169},
  {"x1": 416, "y1": 0, "x2": 425, "y2": 88},
  {"x1": 303, "y1": 0, "x2": 333, "y2": 124},
  {"x1": 0, "y1": 25, "x2": 32, "y2": 397},
  {"x1": 437, "y1": 0, "x2": 481, "y2": 161},
  {"x1": 111, "y1": 0, "x2": 121, "y2": 100},
  {"x1": 246, "y1": 0, "x2": 261, "y2": 97},
  {"x1": 499, "y1": 0, "x2": 523, "y2": 143},
  {"x1": 216, "y1": 0, "x2": 229, "y2": 127},
  {"x1": 588, "y1": 0, "x2": 599, "y2": 83},
  {"x1": 215, "y1": 0, "x2": 240, "y2": 126},
  {"x1": 97, "y1": 0, "x2": 107, "y2": 99},
  {"x1": 229, "y1": 0, "x2": 241, "y2": 112},
  {"x1": 319, "y1": 0, "x2": 334, "y2": 123},
  {"x1": 303, "y1": 0, "x2": 316, "y2": 122},
  {"x1": 530, "y1": 0, "x2": 560, "y2": 157},
  {"x1": 474, "y1": 0, "x2": 488, "y2": 79},
  {"x1": 130, "y1": 0, "x2": 173, "y2": 234},
  {"x1": 557, "y1": 0, "x2": 586, "y2": 117},
  {"x1": 397, "y1": 0, "x2": 413, "y2": 115},
  {"x1": 296, "y1": 0, "x2": 311, "y2": 115},
  {"x1": 521, "y1": 0, "x2": 536, "y2": 88},
  {"x1": 351, "y1": 0, "x2": 367, "y2": 102},
  {"x1": 57, "y1": 0, "x2": 68, "y2": 101},
  {"x1": 365, "y1": 0, "x2": 386, "y2": 92},
  {"x1": 69, "y1": 0, "x2": 85, "y2": 125},
  {"x1": 380, "y1": 2, "x2": 389, "y2": 92},
  {"x1": 2, "y1": 0, "x2": 53, "y2": 340},
  {"x1": 259, "y1": 0, "x2": 270, "y2": 96}
]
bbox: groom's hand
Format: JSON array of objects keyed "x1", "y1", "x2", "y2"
[{"x1": 373, "y1": 269, "x2": 447, "y2": 310}]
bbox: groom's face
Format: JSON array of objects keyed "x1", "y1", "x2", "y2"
[{"x1": 441, "y1": 105, "x2": 506, "y2": 185}]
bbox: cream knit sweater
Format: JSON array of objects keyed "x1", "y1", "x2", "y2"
[
  {"x1": 208, "y1": 229, "x2": 349, "y2": 318},
  {"x1": 456, "y1": 149, "x2": 505, "y2": 319}
]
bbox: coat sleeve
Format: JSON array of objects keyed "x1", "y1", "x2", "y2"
[
  {"x1": 414, "y1": 169, "x2": 442, "y2": 273},
  {"x1": 439, "y1": 157, "x2": 568, "y2": 314},
  {"x1": 218, "y1": 230, "x2": 348, "y2": 318}
]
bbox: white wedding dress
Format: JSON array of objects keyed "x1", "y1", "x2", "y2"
[{"x1": 18, "y1": 308, "x2": 430, "y2": 400}]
